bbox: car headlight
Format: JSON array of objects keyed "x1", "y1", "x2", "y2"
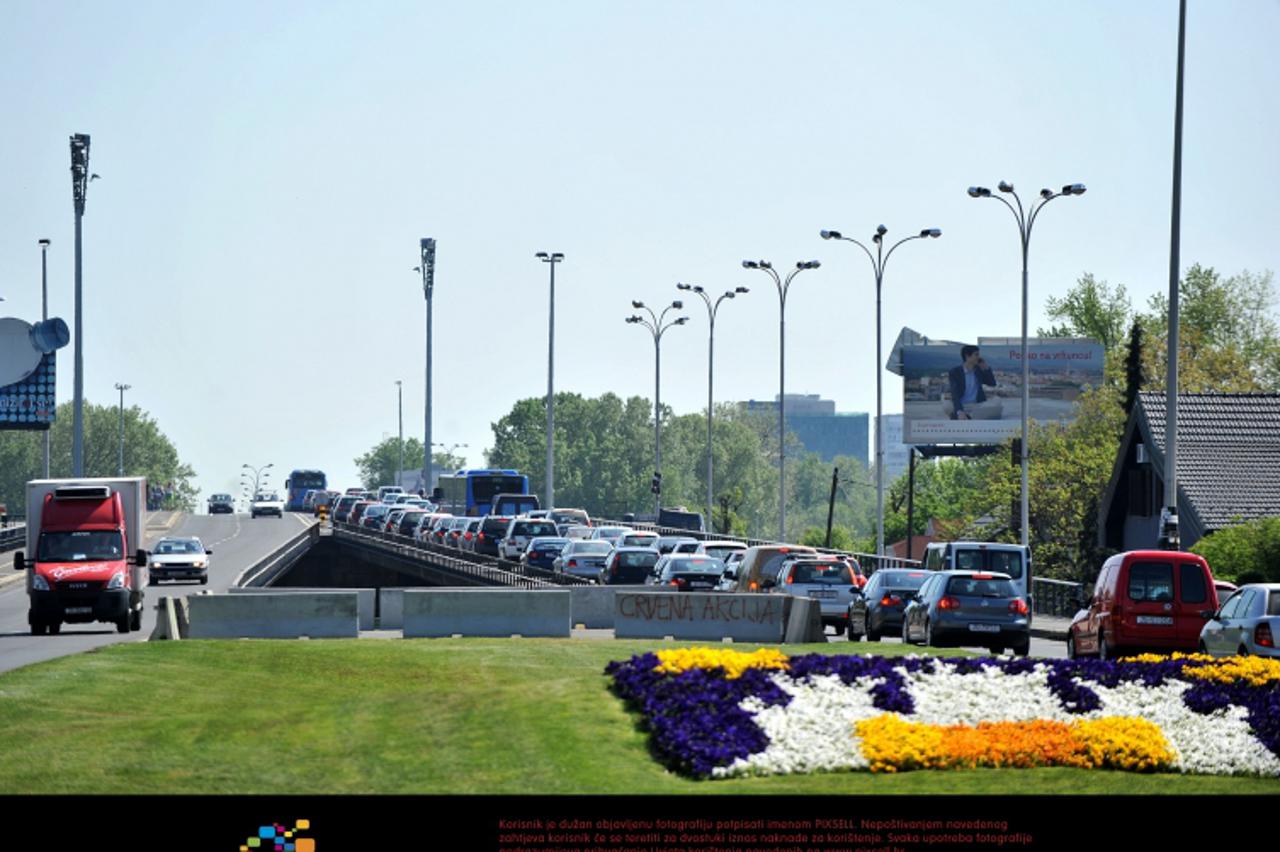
[
  {"x1": 107, "y1": 571, "x2": 126, "y2": 590},
  {"x1": 151, "y1": 561, "x2": 163, "y2": 569},
  {"x1": 32, "y1": 574, "x2": 50, "y2": 591},
  {"x1": 193, "y1": 560, "x2": 206, "y2": 569}
]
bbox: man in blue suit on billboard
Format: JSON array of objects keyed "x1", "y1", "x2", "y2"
[{"x1": 945, "y1": 344, "x2": 1000, "y2": 420}]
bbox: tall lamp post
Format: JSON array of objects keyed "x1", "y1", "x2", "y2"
[
  {"x1": 114, "y1": 382, "x2": 131, "y2": 476},
  {"x1": 242, "y1": 462, "x2": 273, "y2": 498},
  {"x1": 742, "y1": 259, "x2": 821, "y2": 542},
  {"x1": 414, "y1": 238, "x2": 437, "y2": 496},
  {"x1": 676, "y1": 282, "x2": 748, "y2": 524},
  {"x1": 69, "y1": 134, "x2": 94, "y2": 477},
  {"x1": 536, "y1": 252, "x2": 564, "y2": 509},
  {"x1": 395, "y1": 380, "x2": 404, "y2": 489},
  {"x1": 820, "y1": 225, "x2": 941, "y2": 556},
  {"x1": 39, "y1": 238, "x2": 51, "y2": 478},
  {"x1": 626, "y1": 299, "x2": 689, "y2": 519},
  {"x1": 967, "y1": 181, "x2": 1085, "y2": 547}
]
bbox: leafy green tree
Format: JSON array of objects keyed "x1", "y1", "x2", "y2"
[
  {"x1": 800, "y1": 524, "x2": 854, "y2": 551},
  {"x1": 0, "y1": 401, "x2": 197, "y2": 513},
  {"x1": 1039, "y1": 272, "x2": 1132, "y2": 353},
  {"x1": 1191, "y1": 517, "x2": 1280, "y2": 584}
]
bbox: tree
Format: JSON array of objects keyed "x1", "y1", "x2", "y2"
[
  {"x1": 354, "y1": 437, "x2": 464, "y2": 490},
  {"x1": 1039, "y1": 273, "x2": 1132, "y2": 353},
  {"x1": 0, "y1": 401, "x2": 198, "y2": 513},
  {"x1": 1122, "y1": 320, "x2": 1146, "y2": 418},
  {"x1": 1191, "y1": 517, "x2": 1280, "y2": 584}
]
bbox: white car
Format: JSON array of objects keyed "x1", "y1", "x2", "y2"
[
  {"x1": 251, "y1": 492, "x2": 284, "y2": 518},
  {"x1": 149, "y1": 536, "x2": 212, "y2": 585}
]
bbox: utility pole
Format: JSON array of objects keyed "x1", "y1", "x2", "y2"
[
  {"x1": 825, "y1": 467, "x2": 839, "y2": 548},
  {"x1": 70, "y1": 134, "x2": 92, "y2": 477}
]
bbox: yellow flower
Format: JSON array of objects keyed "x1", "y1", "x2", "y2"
[
  {"x1": 653, "y1": 647, "x2": 789, "y2": 679},
  {"x1": 1072, "y1": 718, "x2": 1174, "y2": 772},
  {"x1": 1182, "y1": 655, "x2": 1280, "y2": 687}
]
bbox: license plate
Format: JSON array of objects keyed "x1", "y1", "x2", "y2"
[
  {"x1": 810, "y1": 590, "x2": 837, "y2": 599},
  {"x1": 968, "y1": 623, "x2": 1000, "y2": 633},
  {"x1": 65, "y1": 607, "x2": 92, "y2": 615},
  {"x1": 1136, "y1": 615, "x2": 1173, "y2": 625}
]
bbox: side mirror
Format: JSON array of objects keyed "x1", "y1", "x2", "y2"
[
  {"x1": 135, "y1": 549, "x2": 148, "y2": 567},
  {"x1": 206, "y1": 549, "x2": 214, "y2": 555},
  {"x1": 1200, "y1": 609, "x2": 1217, "y2": 620},
  {"x1": 13, "y1": 551, "x2": 24, "y2": 571}
]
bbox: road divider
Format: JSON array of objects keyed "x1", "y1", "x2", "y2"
[
  {"x1": 228, "y1": 586, "x2": 376, "y2": 630},
  {"x1": 187, "y1": 592, "x2": 359, "y2": 639},
  {"x1": 402, "y1": 589, "x2": 571, "y2": 638}
]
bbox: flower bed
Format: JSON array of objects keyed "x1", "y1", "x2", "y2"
[{"x1": 603, "y1": 649, "x2": 1280, "y2": 779}]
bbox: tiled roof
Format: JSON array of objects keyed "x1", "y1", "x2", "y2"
[{"x1": 1138, "y1": 392, "x2": 1280, "y2": 529}]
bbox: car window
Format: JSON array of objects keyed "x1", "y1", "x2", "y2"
[
  {"x1": 619, "y1": 551, "x2": 658, "y2": 568},
  {"x1": 1218, "y1": 591, "x2": 1244, "y2": 620},
  {"x1": 788, "y1": 562, "x2": 855, "y2": 585},
  {"x1": 946, "y1": 576, "x2": 1016, "y2": 597},
  {"x1": 879, "y1": 570, "x2": 929, "y2": 591},
  {"x1": 667, "y1": 557, "x2": 725, "y2": 574},
  {"x1": 987, "y1": 551, "x2": 1024, "y2": 580},
  {"x1": 1236, "y1": 589, "x2": 1259, "y2": 619},
  {"x1": 1128, "y1": 562, "x2": 1174, "y2": 603},
  {"x1": 1267, "y1": 590, "x2": 1280, "y2": 617},
  {"x1": 1178, "y1": 562, "x2": 1208, "y2": 605},
  {"x1": 574, "y1": 541, "x2": 613, "y2": 554},
  {"x1": 955, "y1": 550, "x2": 981, "y2": 571}
]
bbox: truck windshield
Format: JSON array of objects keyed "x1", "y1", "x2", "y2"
[{"x1": 38, "y1": 530, "x2": 124, "y2": 562}]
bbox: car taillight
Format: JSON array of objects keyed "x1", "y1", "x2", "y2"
[
  {"x1": 1008, "y1": 598, "x2": 1029, "y2": 616},
  {"x1": 568, "y1": 559, "x2": 577, "y2": 568},
  {"x1": 478, "y1": 533, "x2": 486, "y2": 541},
  {"x1": 882, "y1": 594, "x2": 902, "y2": 607},
  {"x1": 464, "y1": 532, "x2": 473, "y2": 540},
  {"x1": 938, "y1": 596, "x2": 961, "y2": 611},
  {"x1": 785, "y1": 574, "x2": 794, "y2": 584},
  {"x1": 1256, "y1": 623, "x2": 1275, "y2": 648}
]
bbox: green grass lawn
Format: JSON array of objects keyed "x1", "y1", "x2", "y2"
[{"x1": 0, "y1": 638, "x2": 1276, "y2": 794}]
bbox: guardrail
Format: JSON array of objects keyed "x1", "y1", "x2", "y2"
[
  {"x1": 1033, "y1": 576, "x2": 1084, "y2": 618},
  {"x1": 0, "y1": 524, "x2": 26, "y2": 554},
  {"x1": 590, "y1": 515, "x2": 921, "y2": 573},
  {"x1": 330, "y1": 522, "x2": 582, "y2": 589},
  {"x1": 236, "y1": 523, "x2": 321, "y2": 587}
]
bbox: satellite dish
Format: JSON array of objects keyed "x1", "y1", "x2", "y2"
[
  {"x1": 0, "y1": 318, "x2": 44, "y2": 386},
  {"x1": 30, "y1": 318, "x2": 70, "y2": 354}
]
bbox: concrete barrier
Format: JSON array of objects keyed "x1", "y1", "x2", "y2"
[
  {"x1": 783, "y1": 596, "x2": 828, "y2": 644},
  {"x1": 402, "y1": 589, "x2": 571, "y2": 638},
  {"x1": 614, "y1": 591, "x2": 790, "y2": 643},
  {"x1": 568, "y1": 585, "x2": 647, "y2": 629},
  {"x1": 228, "y1": 586, "x2": 376, "y2": 630},
  {"x1": 380, "y1": 588, "x2": 407, "y2": 630},
  {"x1": 187, "y1": 592, "x2": 359, "y2": 639}
]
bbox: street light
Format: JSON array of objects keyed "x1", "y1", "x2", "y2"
[
  {"x1": 742, "y1": 258, "x2": 821, "y2": 542},
  {"x1": 626, "y1": 299, "x2": 689, "y2": 519},
  {"x1": 536, "y1": 251, "x2": 565, "y2": 509},
  {"x1": 967, "y1": 180, "x2": 1085, "y2": 546},
  {"x1": 114, "y1": 383, "x2": 131, "y2": 476},
  {"x1": 677, "y1": 282, "x2": 748, "y2": 525},
  {"x1": 242, "y1": 462, "x2": 274, "y2": 498},
  {"x1": 39, "y1": 238, "x2": 51, "y2": 477},
  {"x1": 821, "y1": 225, "x2": 941, "y2": 556},
  {"x1": 414, "y1": 238, "x2": 437, "y2": 495}
]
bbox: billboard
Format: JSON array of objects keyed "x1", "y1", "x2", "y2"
[
  {"x1": 901, "y1": 337, "x2": 1104, "y2": 445},
  {"x1": 0, "y1": 315, "x2": 67, "y2": 431}
]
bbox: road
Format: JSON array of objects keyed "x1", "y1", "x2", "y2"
[{"x1": 0, "y1": 512, "x2": 315, "y2": 675}]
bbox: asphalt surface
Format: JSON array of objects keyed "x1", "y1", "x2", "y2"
[{"x1": 0, "y1": 511, "x2": 314, "y2": 675}]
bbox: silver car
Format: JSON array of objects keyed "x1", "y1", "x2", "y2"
[
  {"x1": 1199, "y1": 583, "x2": 1280, "y2": 658},
  {"x1": 770, "y1": 558, "x2": 863, "y2": 636},
  {"x1": 553, "y1": 540, "x2": 614, "y2": 582},
  {"x1": 149, "y1": 537, "x2": 212, "y2": 585}
]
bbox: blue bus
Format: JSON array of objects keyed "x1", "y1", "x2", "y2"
[
  {"x1": 284, "y1": 469, "x2": 327, "y2": 512},
  {"x1": 436, "y1": 469, "x2": 529, "y2": 516}
]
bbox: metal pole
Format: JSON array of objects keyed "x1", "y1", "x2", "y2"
[
  {"x1": 419, "y1": 238, "x2": 436, "y2": 497},
  {"x1": 40, "y1": 239, "x2": 51, "y2": 478},
  {"x1": 906, "y1": 449, "x2": 917, "y2": 560},
  {"x1": 825, "y1": 467, "x2": 838, "y2": 548},
  {"x1": 115, "y1": 383, "x2": 129, "y2": 476},
  {"x1": 779, "y1": 303, "x2": 786, "y2": 542},
  {"x1": 1020, "y1": 251, "x2": 1030, "y2": 548},
  {"x1": 875, "y1": 269, "x2": 885, "y2": 556},
  {"x1": 706, "y1": 310, "x2": 714, "y2": 523},
  {"x1": 546, "y1": 258, "x2": 557, "y2": 509},
  {"x1": 654, "y1": 334, "x2": 661, "y2": 520},
  {"x1": 396, "y1": 380, "x2": 404, "y2": 489},
  {"x1": 426, "y1": 291, "x2": 433, "y2": 494},
  {"x1": 1164, "y1": 0, "x2": 1186, "y2": 546},
  {"x1": 70, "y1": 134, "x2": 90, "y2": 478}
]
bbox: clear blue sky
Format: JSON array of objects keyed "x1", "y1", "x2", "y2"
[{"x1": 2, "y1": 1, "x2": 1277, "y2": 502}]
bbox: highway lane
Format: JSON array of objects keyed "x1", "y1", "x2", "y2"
[{"x1": 0, "y1": 512, "x2": 315, "y2": 676}]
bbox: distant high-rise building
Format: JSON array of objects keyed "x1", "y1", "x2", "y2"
[
  {"x1": 742, "y1": 394, "x2": 869, "y2": 468},
  {"x1": 880, "y1": 414, "x2": 911, "y2": 484}
]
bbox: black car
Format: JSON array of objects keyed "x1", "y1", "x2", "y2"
[
  {"x1": 847, "y1": 568, "x2": 930, "y2": 641},
  {"x1": 601, "y1": 547, "x2": 661, "y2": 584},
  {"x1": 207, "y1": 493, "x2": 235, "y2": 514},
  {"x1": 474, "y1": 516, "x2": 513, "y2": 557},
  {"x1": 902, "y1": 570, "x2": 1030, "y2": 656}
]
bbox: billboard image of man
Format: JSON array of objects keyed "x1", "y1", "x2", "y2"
[{"x1": 944, "y1": 344, "x2": 1001, "y2": 420}]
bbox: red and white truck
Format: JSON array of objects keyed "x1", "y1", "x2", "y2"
[{"x1": 12, "y1": 478, "x2": 149, "y2": 636}]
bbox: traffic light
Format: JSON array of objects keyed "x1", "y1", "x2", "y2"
[{"x1": 650, "y1": 471, "x2": 662, "y2": 495}]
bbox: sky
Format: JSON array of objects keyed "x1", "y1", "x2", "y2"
[{"x1": 1, "y1": 1, "x2": 1278, "y2": 504}]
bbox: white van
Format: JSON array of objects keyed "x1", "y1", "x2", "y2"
[{"x1": 922, "y1": 541, "x2": 1032, "y2": 611}]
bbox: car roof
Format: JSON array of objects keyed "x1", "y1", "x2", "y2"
[{"x1": 938, "y1": 569, "x2": 1013, "y2": 579}]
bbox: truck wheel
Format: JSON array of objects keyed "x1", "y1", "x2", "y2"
[
  {"x1": 48, "y1": 621, "x2": 61, "y2": 635},
  {"x1": 30, "y1": 620, "x2": 46, "y2": 636},
  {"x1": 116, "y1": 615, "x2": 131, "y2": 634},
  {"x1": 130, "y1": 607, "x2": 142, "y2": 631}
]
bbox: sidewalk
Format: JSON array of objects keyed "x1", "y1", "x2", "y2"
[{"x1": 1030, "y1": 613, "x2": 1071, "y2": 642}]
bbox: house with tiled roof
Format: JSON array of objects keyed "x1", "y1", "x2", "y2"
[{"x1": 1099, "y1": 392, "x2": 1280, "y2": 551}]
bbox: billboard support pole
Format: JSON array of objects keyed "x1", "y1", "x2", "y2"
[{"x1": 968, "y1": 182, "x2": 1086, "y2": 549}]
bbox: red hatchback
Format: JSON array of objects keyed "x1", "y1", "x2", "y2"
[{"x1": 1068, "y1": 550, "x2": 1220, "y2": 659}]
